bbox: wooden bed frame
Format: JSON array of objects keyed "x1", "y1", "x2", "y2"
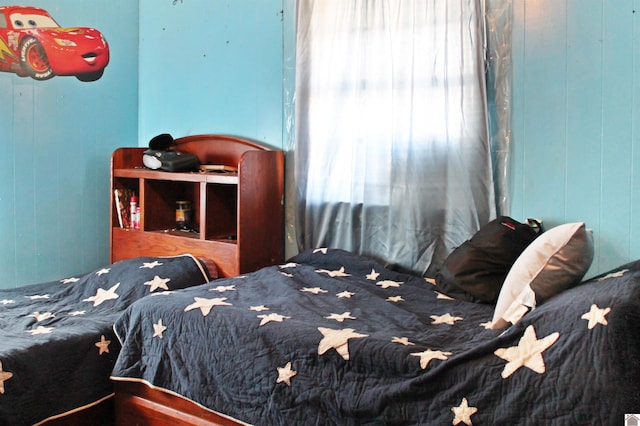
[{"x1": 114, "y1": 381, "x2": 244, "y2": 426}]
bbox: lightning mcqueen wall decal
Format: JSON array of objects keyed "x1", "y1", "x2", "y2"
[{"x1": 0, "y1": 5, "x2": 109, "y2": 82}]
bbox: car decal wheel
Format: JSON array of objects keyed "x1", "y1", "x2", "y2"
[{"x1": 19, "y1": 38, "x2": 54, "y2": 80}]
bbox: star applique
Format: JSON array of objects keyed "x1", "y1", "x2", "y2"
[
  {"x1": 435, "y1": 292, "x2": 455, "y2": 300},
  {"x1": 316, "y1": 267, "x2": 351, "y2": 277},
  {"x1": 249, "y1": 305, "x2": 269, "y2": 312},
  {"x1": 597, "y1": 269, "x2": 628, "y2": 281},
  {"x1": 377, "y1": 280, "x2": 403, "y2": 289},
  {"x1": 581, "y1": 304, "x2": 611, "y2": 329},
  {"x1": 27, "y1": 326, "x2": 54, "y2": 335},
  {"x1": 84, "y1": 283, "x2": 120, "y2": 306},
  {"x1": 336, "y1": 291, "x2": 355, "y2": 298},
  {"x1": 317, "y1": 327, "x2": 368, "y2": 360},
  {"x1": 95, "y1": 335, "x2": 111, "y2": 355},
  {"x1": 144, "y1": 276, "x2": 171, "y2": 292},
  {"x1": 411, "y1": 349, "x2": 452, "y2": 369},
  {"x1": 276, "y1": 362, "x2": 297, "y2": 386},
  {"x1": 301, "y1": 287, "x2": 328, "y2": 295},
  {"x1": 184, "y1": 297, "x2": 232, "y2": 316},
  {"x1": 60, "y1": 277, "x2": 80, "y2": 284},
  {"x1": 279, "y1": 262, "x2": 298, "y2": 269},
  {"x1": 280, "y1": 272, "x2": 294, "y2": 278},
  {"x1": 26, "y1": 294, "x2": 49, "y2": 300},
  {"x1": 1, "y1": 299, "x2": 15, "y2": 305},
  {"x1": 0, "y1": 361, "x2": 13, "y2": 394},
  {"x1": 392, "y1": 336, "x2": 415, "y2": 346},
  {"x1": 32, "y1": 312, "x2": 54, "y2": 322},
  {"x1": 424, "y1": 277, "x2": 437, "y2": 286},
  {"x1": 257, "y1": 313, "x2": 291, "y2": 326},
  {"x1": 451, "y1": 398, "x2": 478, "y2": 426},
  {"x1": 140, "y1": 260, "x2": 163, "y2": 269},
  {"x1": 494, "y1": 325, "x2": 559, "y2": 378},
  {"x1": 326, "y1": 312, "x2": 356, "y2": 322},
  {"x1": 313, "y1": 248, "x2": 328, "y2": 254},
  {"x1": 68, "y1": 311, "x2": 86, "y2": 316},
  {"x1": 95, "y1": 268, "x2": 111, "y2": 276},
  {"x1": 153, "y1": 319, "x2": 167, "y2": 338},
  {"x1": 210, "y1": 285, "x2": 236, "y2": 293},
  {"x1": 387, "y1": 295, "x2": 404, "y2": 302},
  {"x1": 366, "y1": 269, "x2": 380, "y2": 280},
  {"x1": 431, "y1": 313, "x2": 463, "y2": 325}
]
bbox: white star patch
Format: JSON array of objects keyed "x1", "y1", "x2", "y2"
[
  {"x1": 376, "y1": 280, "x2": 403, "y2": 289},
  {"x1": 316, "y1": 267, "x2": 351, "y2": 277},
  {"x1": 301, "y1": 287, "x2": 328, "y2": 295},
  {"x1": 0, "y1": 361, "x2": 13, "y2": 394},
  {"x1": 392, "y1": 336, "x2": 415, "y2": 346},
  {"x1": 32, "y1": 312, "x2": 54, "y2": 322},
  {"x1": 249, "y1": 305, "x2": 269, "y2": 312},
  {"x1": 60, "y1": 277, "x2": 80, "y2": 284},
  {"x1": 326, "y1": 312, "x2": 356, "y2": 322},
  {"x1": 424, "y1": 277, "x2": 437, "y2": 286},
  {"x1": 451, "y1": 397, "x2": 478, "y2": 426},
  {"x1": 1, "y1": 299, "x2": 15, "y2": 305},
  {"x1": 366, "y1": 269, "x2": 380, "y2": 280},
  {"x1": 95, "y1": 335, "x2": 111, "y2": 355},
  {"x1": 279, "y1": 262, "x2": 298, "y2": 269},
  {"x1": 431, "y1": 313, "x2": 463, "y2": 325},
  {"x1": 336, "y1": 291, "x2": 355, "y2": 298},
  {"x1": 280, "y1": 272, "x2": 294, "y2": 278},
  {"x1": 313, "y1": 248, "x2": 328, "y2": 254},
  {"x1": 140, "y1": 260, "x2": 163, "y2": 269},
  {"x1": 27, "y1": 326, "x2": 54, "y2": 335},
  {"x1": 276, "y1": 362, "x2": 297, "y2": 386},
  {"x1": 144, "y1": 276, "x2": 171, "y2": 292},
  {"x1": 184, "y1": 297, "x2": 232, "y2": 316},
  {"x1": 84, "y1": 283, "x2": 120, "y2": 306},
  {"x1": 411, "y1": 349, "x2": 452, "y2": 369},
  {"x1": 597, "y1": 269, "x2": 628, "y2": 281},
  {"x1": 581, "y1": 304, "x2": 611, "y2": 329},
  {"x1": 257, "y1": 312, "x2": 291, "y2": 326},
  {"x1": 436, "y1": 292, "x2": 455, "y2": 300},
  {"x1": 69, "y1": 311, "x2": 86, "y2": 316},
  {"x1": 95, "y1": 268, "x2": 111, "y2": 276},
  {"x1": 153, "y1": 319, "x2": 167, "y2": 338},
  {"x1": 317, "y1": 327, "x2": 368, "y2": 360},
  {"x1": 494, "y1": 325, "x2": 559, "y2": 378},
  {"x1": 26, "y1": 294, "x2": 49, "y2": 300},
  {"x1": 210, "y1": 285, "x2": 236, "y2": 293},
  {"x1": 387, "y1": 295, "x2": 404, "y2": 302}
]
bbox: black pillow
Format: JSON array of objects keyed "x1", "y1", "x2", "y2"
[{"x1": 434, "y1": 216, "x2": 540, "y2": 303}]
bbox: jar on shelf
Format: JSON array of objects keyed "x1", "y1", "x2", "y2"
[{"x1": 175, "y1": 200, "x2": 192, "y2": 230}]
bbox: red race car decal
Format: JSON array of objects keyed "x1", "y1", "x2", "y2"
[{"x1": 0, "y1": 6, "x2": 109, "y2": 81}]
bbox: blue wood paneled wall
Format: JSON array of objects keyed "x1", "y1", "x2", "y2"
[
  {"x1": 137, "y1": 0, "x2": 285, "y2": 149},
  {"x1": 510, "y1": 0, "x2": 640, "y2": 275},
  {"x1": 0, "y1": 2, "x2": 139, "y2": 288},
  {"x1": 2, "y1": 0, "x2": 636, "y2": 287}
]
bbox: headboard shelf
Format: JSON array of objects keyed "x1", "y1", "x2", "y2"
[{"x1": 110, "y1": 134, "x2": 284, "y2": 277}]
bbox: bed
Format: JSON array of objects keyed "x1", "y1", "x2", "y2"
[
  {"x1": 111, "y1": 229, "x2": 640, "y2": 425},
  {"x1": 0, "y1": 254, "x2": 214, "y2": 425}
]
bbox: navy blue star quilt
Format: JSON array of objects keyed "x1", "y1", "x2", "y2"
[
  {"x1": 112, "y1": 248, "x2": 640, "y2": 425},
  {"x1": 0, "y1": 254, "x2": 211, "y2": 425}
]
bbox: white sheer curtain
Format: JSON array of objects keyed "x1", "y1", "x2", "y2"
[{"x1": 294, "y1": 0, "x2": 496, "y2": 276}]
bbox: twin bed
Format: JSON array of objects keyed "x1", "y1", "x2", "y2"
[
  {"x1": 109, "y1": 246, "x2": 640, "y2": 425},
  {"x1": 2, "y1": 224, "x2": 639, "y2": 424},
  {"x1": 0, "y1": 254, "x2": 214, "y2": 425}
]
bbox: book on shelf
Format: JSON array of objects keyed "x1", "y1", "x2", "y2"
[{"x1": 114, "y1": 189, "x2": 136, "y2": 229}]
